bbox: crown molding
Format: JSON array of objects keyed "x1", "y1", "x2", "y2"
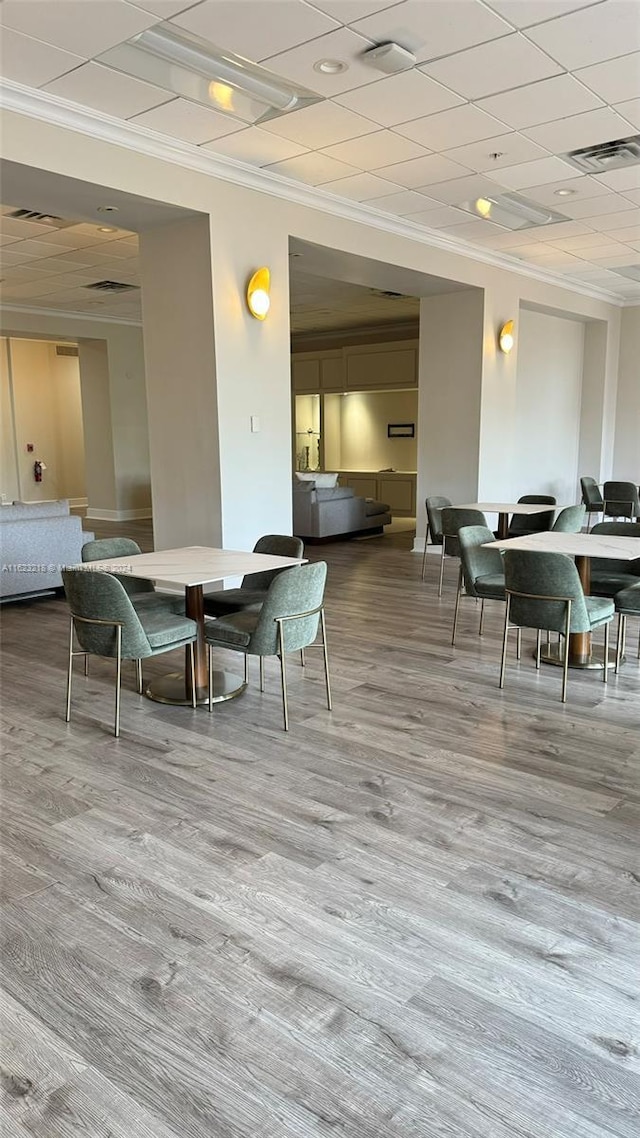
[
  {"x1": 0, "y1": 302, "x2": 142, "y2": 327},
  {"x1": 0, "y1": 79, "x2": 632, "y2": 310}
]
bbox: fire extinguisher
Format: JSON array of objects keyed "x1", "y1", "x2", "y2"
[{"x1": 34, "y1": 460, "x2": 43, "y2": 483}]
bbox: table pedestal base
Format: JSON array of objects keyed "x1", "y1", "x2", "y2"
[
  {"x1": 537, "y1": 644, "x2": 616, "y2": 671},
  {"x1": 146, "y1": 670, "x2": 247, "y2": 706}
]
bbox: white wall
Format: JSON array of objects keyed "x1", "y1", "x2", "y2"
[
  {"x1": 613, "y1": 306, "x2": 640, "y2": 481},
  {"x1": 339, "y1": 389, "x2": 418, "y2": 471},
  {"x1": 513, "y1": 309, "x2": 585, "y2": 505},
  {"x1": 323, "y1": 393, "x2": 342, "y2": 471},
  {"x1": 0, "y1": 339, "x2": 19, "y2": 503},
  {"x1": 51, "y1": 346, "x2": 86, "y2": 500}
]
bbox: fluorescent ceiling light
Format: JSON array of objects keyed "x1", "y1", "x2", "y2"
[
  {"x1": 97, "y1": 24, "x2": 321, "y2": 126},
  {"x1": 457, "y1": 192, "x2": 568, "y2": 231}
]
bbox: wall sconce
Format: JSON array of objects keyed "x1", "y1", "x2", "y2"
[
  {"x1": 498, "y1": 320, "x2": 515, "y2": 354},
  {"x1": 247, "y1": 267, "x2": 270, "y2": 320}
]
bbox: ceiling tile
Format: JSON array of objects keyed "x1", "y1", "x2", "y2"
[
  {"x1": 0, "y1": 27, "x2": 84, "y2": 87},
  {"x1": 351, "y1": 1, "x2": 512, "y2": 65},
  {"x1": 522, "y1": 107, "x2": 636, "y2": 153},
  {"x1": 375, "y1": 153, "x2": 471, "y2": 188},
  {"x1": 396, "y1": 104, "x2": 508, "y2": 151},
  {"x1": 320, "y1": 172, "x2": 405, "y2": 200},
  {"x1": 320, "y1": 130, "x2": 428, "y2": 169},
  {"x1": 522, "y1": 175, "x2": 612, "y2": 205},
  {"x1": 419, "y1": 173, "x2": 506, "y2": 205},
  {"x1": 476, "y1": 74, "x2": 604, "y2": 131},
  {"x1": 575, "y1": 51, "x2": 640, "y2": 105},
  {"x1": 618, "y1": 188, "x2": 640, "y2": 207},
  {"x1": 614, "y1": 100, "x2": 640, "y2": 130},
  {"x1": 44, "y1": 62, "x2": 173, "y2": 118},
  {"x1": 526, "y1": 0, "x2": 640, "y2": 70},
  {"x1": 443, "y1": 133, "x2": 548, "y2": 173},
  {"x1": 309, "y1": 0, "x2": 405, "y2": 20},
  {"x1": 0, "y1": 249, "x2": 41, "y2": 267},
  {"x1": 405, "y1": 205, "x2": 471, "y2": 229},
  {"x1": 130, "y1": 98, "x2": 243, "y2": 144},
  {"x1": 260, "y1": 101, "x2": 378, "y2": 148},
  {"x1": 334, "y1": 69, "x2": 463, "y2": 127},
  {"x1": 262, "y1": 28, "x2": 380, "y2": 96},
  {"x1": 420, "y1": 34, "x2": 562, "y2": 101},
  {"x1": 514, "y1": 219, "x2": 594, "y2": 239},
  {"x1": 0, "y1": 1, "x2": 157, "y2": 58},
  {"x1": 171, "y1": 0, "x2": 339, "y2": 63},
  {"x1": 547, "y1": 229, "x2": 628, "y2": 251},
  {"x1": 264, "y1": 152, "x2": 360, "y2": 185},
  {"x1": 202, "y1": 128, "x2": 308, "y2": 166},
  {"x1": 436, "y1": 218, "x2": 506, "y2": 242},
  {"x1": 608, "y1": 225, "x2": 640, "y2": 241},
  {"x1": 492, "y1": 155, "x2": 579, "y2": 189},
  {"x1": 130, "y1": 0, "x2": 202, "y2": 14},
  {"x1": 483, "y1": 1, "x2": 603, "y2": 27},
  {"x1": 0, "y1": 216, "x2": 56, "y2": 239},
  {"x1": 364, "y1": 189, "x2": 442, "y2": 214},
  {"x1": 593, "y1": 166, "x2": 640, "y2": 193},
  {"x1": 560, "y1": 192, "x2": 638, "y2": 218},
  {"x1": 586, "y1": 207, "x2": 640, "y2": 230},
  {"x1": 588, "y1": 246, "x2": 638, "y2": 264}
]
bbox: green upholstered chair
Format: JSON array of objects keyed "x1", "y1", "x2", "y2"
[
  {"x1": 421, "y1": 496, "x2": 451, "y2": 582},
  {"x1": 63, "y1": 568, "x2": 198, "y2": 737},
  {"x1": 603, "y1": 480, "x2": 640, "y2": 521},
  {"x1": 500, "y1": 550, "x2": 614, "y2": 702},
  {"x1": 551, "y1": 504, "x2": 586, "y2": 533},
  {"x1": 82, "y1": 537, "x2": 184, "y2": 616},
  {"x1": 438, "y1": 507, "x2": 487, "y2": 597},
  {"x1": 580, "y1": 476, "x2": 604, "y2": 530},
  {"x1": 589, "y1": 522, "x2": 640, "y2": 598},
  {"x1": 614, "y1": 583, "x2": 640, "y2": 673},
  {"x1": 507, "y1": 494, "x2": 556, "y2": 538},
  {"x1": 452, "y1": 525, "x2": 505, "y2": 646},
  {"x1": 203, "y1": 534, "x2": 303, "y2": 618},
  {"x1": 204, "y1": 561, "x2": 330, "y2": 731}
]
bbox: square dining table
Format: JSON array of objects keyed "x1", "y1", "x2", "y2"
[
  {"x1": 486, "y1": 530, "x2": 640, "y2": 669},
  {"x1": 454, "y1": 502, "x2": 559, "y2": 539},
  {"x1": 79, "y1": 545, "x2": 306, "y2": 704}
]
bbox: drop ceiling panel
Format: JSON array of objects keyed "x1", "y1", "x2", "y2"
[
  {"x1": 593, "y1": 167, "x2": 640, "y2": 193},
  {"x1": 575, "y1": 52, "x2": 640, "y2": 105},
  {"x1": 376, "y1": 153, "x2": 472, "y2": 188},
  {"x1": 492, "y1": 155, "x2": 579, "y2": 189},
  {"x1": 133, "y1": 0, "x2": 206, "y2": 14},
  {"x1": 320, "y1": 130, "x2": 428, "y2": 169},
  {"x1": 309, "y1": 0, "x2": 405, "y2": 21},
  {"x1": 201, "y1": 128, "x2": 309, "y2": 166},
  {"x1": 130, "y1": 98, "x2": 244, "y2": 144},
  {"x1": 526, "y1": 0, "x2": 640, "y2": 69},
  {"x1": 262, "y1": 28, "x2": 379, "y2": 96},
  {"x1": 396, "y1": 104, "x2": 508, "y2": 151},
  {"x1": 523, "y1": 175, "x2": 612, "y2": 205},
  {"x1": 0, "y1": 28, "x2": 84, "y2": 88},
  {"x1": 319, "y1": 172, "x2": 405, "y2": 201},
  {"x1": 476, "y1": 74, "x2": 605, "y2": 131},
  {"x1": 421, "y1": 35, "x2": 562, "y2": 101},
  {"x1": 0, "y1": 0, "x2": 157, "y2": 58},
  {"x1": 171, "y1": 0, "x2": 339, "y2": 63},
  {"x1": 260, "y1": 101, "x2": 379, "y2": 148},
  {"x1": 264, "y1": 152, "x2": 360, "y2": 186},
  {"x1": 559, "y1": 193, "x2": 639, "y2": 218},
  {"x1": 615, "y1": 100, "x2": 640, "y2": 130},
  {"x1": 483, "y1": 1, "x2": 602, "y2": 26},
  {"x1": 443, "y1": 133, "x2": 549, "y2": 173},
  {"x1": 44, "y1": 62, "x2": 173, "y2": 119},
  {"x1": 406, "y1": 205, "x2": 471, "y2": 229},
  {"x1": 421, "y1": 173, "x2": 507, "y2": 205},
  {"x1": 364, "y1": 189, "x2": 442, "y2": 215},
  {"x1": 522, "y1": 106, "x2": 636, "y2": 153},
  {"x1": 334, "y1": 71, "x2": 463, "y2": 127},
  {"x1": 351, "y1": 1, "x2": 512, "y2": 64},
  {"x1": 587, "y1": 207, "x2": 640, "y2": 230}
]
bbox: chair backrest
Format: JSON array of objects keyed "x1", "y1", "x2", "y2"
[
  {"x1": 504, "y1": 550, "x2": 590, "y2": 633},
  {"x1": 603, "y1": 481, "x2": 640, "y2": 519},
  {"x1": 81, "y1": 537, "x2": 153, "y2": 596},
  {"x1": 458, "y1": 526, "x2": 504, "y2": 596},
  {"x1": 425, "y1": 496, "x2": 451, "y2": 542},
  {"x1": 242, "y1": 534, "x2": 305, "y2": 591},
  {"x1": 580, "y1": 476, "x2": 603, "y2": 510},
  {"x1": 590, "y1": 521, "x2": 640, "y2": 574},
  {"x1": 248, "y1": 562, "x2": 328, "y2": 656},
  {"x1": 62, "y1": 568, "x2": 151, "y2": 659},
  {"x1": 441, "y1": 507, "x2": 487, "y2": 539},
  {"x1": 551, "y1": 504, "x2": 586, "y2": 533},
  {"x1": 508, "y1": 494, "x2": 556, "y2": 536}
]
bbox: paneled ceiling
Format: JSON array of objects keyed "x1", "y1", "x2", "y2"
[{"x1": 1, "y1": 0, "x2": 640, "y2": 302}]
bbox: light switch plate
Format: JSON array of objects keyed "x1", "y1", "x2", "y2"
[{"x1": 250, "y1": 416, "x2": 260, "y2": 433}]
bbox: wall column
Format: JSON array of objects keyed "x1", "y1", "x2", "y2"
[
  {"x1": 78, "y1": 339, "x2": 118, "y2": 518},
  {"x1": 612, "y1": 307, "x2": 639, "y2": 481}
]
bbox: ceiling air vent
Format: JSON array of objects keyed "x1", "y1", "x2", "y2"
[
  {"x1": 370, "y1": 289, "x2": 404, "y2": 298},
  {"x1": 8, "y1": 208, "x2": 75, "y2": 228},
  {"x1": 564, "y1": 134, "x2": 640, "y2": 174},
  {"x1": 55, "y1": 345, "x2": 79, "y2": 357},
  {"x1": 85, "y1": 280, "x2": 139, "y2": 293}
]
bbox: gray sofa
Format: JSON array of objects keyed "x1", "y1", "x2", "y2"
[
  {"x1": 293, "y1": 480, "x2": 391, "y2": 541},
  {"x1": 0, "y1": 500, "x2": 94, "y2": 601}
]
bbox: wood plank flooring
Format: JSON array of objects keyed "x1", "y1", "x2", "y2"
[{"x1": 1, "y1": 520, "x2": 639, "y2": 1137}]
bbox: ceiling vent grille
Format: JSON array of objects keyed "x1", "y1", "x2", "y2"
[
  {"x1": 8, "y1": 208, "x2": 75, "y2": 228},
  {"x1": 55, "y1": 345, "x2": 79, "y2": 357},
  {"x1": 564, "y1": 134, "x2": 640, "y2": 174},
  {"x1": 370, "y1": 289, "x2": 404, "y2": 298},
  {"x1": 85, "y1": 280, "x2": 139, "y2": 293}
]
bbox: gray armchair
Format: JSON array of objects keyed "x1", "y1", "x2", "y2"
[
  {"x1": 452, "y1": 525, "x2": 505, "y2": 646},
  {"x1": 614, "y1": 583, "x2": 640, "y2": 673},
  {"x1": 580, "y1": 476, "x2": 603, "y2": 530},
  {"x1": 82, "y1": 537, "x2": 184, "y2": 616},
  {"x1": 421, "y1": 495, "x2": 451, "y2": 582},
  {"x1": 603, "y1": 481, "x2": 640, "y2": 520},
  {"x1": 439, "y1": 507, "x2": 487, "y2": 597},
  {"x1": 203, "y1": 534, "x2": 303, "y2": 618},
  {"x1": 551, "y1": 505, "x2": 586, "y2": 533},
  {"x1": 508, "y1": 494, "x2": 556, "y2": 538},
  {"x1": 589, "y1": 522, "x2": 640, "y2": 598}
]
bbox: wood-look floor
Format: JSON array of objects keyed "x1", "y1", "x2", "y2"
[{"x1": 1, "y1": 520, "x2": 639, "y2": 1138}]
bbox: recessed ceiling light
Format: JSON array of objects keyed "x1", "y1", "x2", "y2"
[
  {"x1": 313, "y1": 58, "x2": 348, "y2": 74},
  {"x1": 97, "y1": 205, "x2": 119, "y2": 213},
  {"x1": 98, "y1": 225, "x2": 117, "y2": 233},
  {"x1": 554, "y1": 188, "x2": 576, "y2": 197}
]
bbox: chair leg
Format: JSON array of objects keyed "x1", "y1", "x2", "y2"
[
  {"x1": 451, "y1": 566, "x2": 463, "y2": 646},
  {"x1": 615, "y1": 612, "x2": 624, "y2": 674},
  {"x1": 259, "y1": 657, "x2": 265, "y2": 692},
  {"x1": 114, "y1": 625, "x2": 122, "y2": 738},
  {"x1": 300, "y1": 648, "x2": 305, "y2": 667},
  {"x1": 65, "y1": 617, "x2": 74, "y2": 723},
  {"x1": 244, "y1": 654, "x2": 249, "y2": 685},
  {"x1": 516, "y1": 627, "x2": 522, "y2": 660},
  {"x1": 189, "y1": 642, "x2": 197, "y2": 708},
  {"x1": 135, "y1": 659, "x2": 143, "y2": 694},
  {"x1": 208, "y1": 644, "x2": 214, "y2": 713},
  {"x1": 438, "y1": 541, "x2": 446, "y2": 598},
  {"x1": 561, "y1": 601, "x2": 571, "y2": 703},
  {"x1": 277, "y1": 624, "x2": 289, "y2": 731},
  {"x1": 603, "y1": 622, "x2": 610, "y2": 686},
  {"x1": 321, "y1": 608, "x2": 332, "y2": 712},
  {"x1": 499, "y1": 596, "x2": 510, "y2": 690},
  {"x1": 84, "y1": 654, "x2": 89, "y2": 677},
  {"x1": 421, "y1": 522, "x2": 430, "y2": 581},
  {"x1": 479, "y1": 598, "x2": 485, "y2": 637},
  {"x1": 535, "y1": 630, "x2": 541, "y2": 670}
]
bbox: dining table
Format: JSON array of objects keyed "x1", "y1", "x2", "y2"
[
  {"x1": 454, "y1": 501, "x2": 559, "y2": 539},
  {"x1": 486, "y1": 530, "x2": 640, "y2": 669},
  {"x1": 80, "y1": 545, "x2": 306, "y2": 704}
]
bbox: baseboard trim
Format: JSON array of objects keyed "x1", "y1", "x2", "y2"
[
  {"x1": 68, "y1": 497, "x2": 88, "y2": 508},
  {"x1": 412, "y1": 541, "x2": 441, "y2": 555},
  {"x1": 85, "y1": 507, "x2": 153, "y2": 521}
]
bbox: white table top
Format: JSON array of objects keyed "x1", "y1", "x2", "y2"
[
  {"x1": 486, "y1": 531, "x2": 640, "y2": 559},
  {"x1": 77, "y1": 545, "x2": 306, "y2": 588},
  {"x1": 455, "y1": 502, "x2": 559, "y2": 515}
]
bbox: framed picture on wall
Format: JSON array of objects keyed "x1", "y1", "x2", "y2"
[{"x1": 387, "y1": 423, "x2": 415, "y2": 438}]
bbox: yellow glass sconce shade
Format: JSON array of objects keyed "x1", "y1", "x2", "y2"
[
  {"x1": 247, "y1": 267, "x2": 271, "y2": 320},
  {"x1": 498, "y1": 320, "x2": 515, "y2": 354}
]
